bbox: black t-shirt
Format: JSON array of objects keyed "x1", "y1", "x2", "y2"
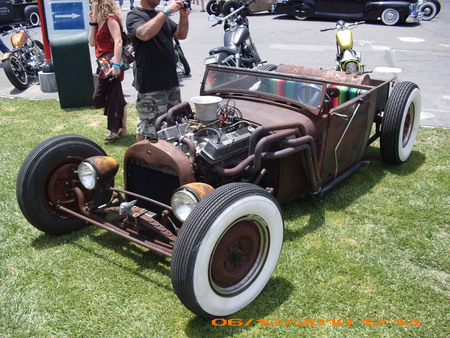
[{"x1": 126, "y1": 8, "x2": 179, "y2": 93}]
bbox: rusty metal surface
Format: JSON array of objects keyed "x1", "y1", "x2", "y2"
[
  {"x1": 124, "y1": 139, "x2": 195, "y2": 188},
  {"x1": 86, "y1": 156, "x2": 119, "y2": 182}
]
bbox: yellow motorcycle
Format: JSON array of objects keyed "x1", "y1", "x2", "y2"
[
  {"x1": 321, "y1": 20, "x2": 365, "y2": 74},
  {"x1": 1, "y1": 25, "x2": 45, "y2": 90}
]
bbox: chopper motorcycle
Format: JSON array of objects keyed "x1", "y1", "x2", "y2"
[
  {"x1": 321, "y1": 20, "x2": 365, "y2": 74},
  {"x1": 1, "y1": 25, "x2": 45, "y2": 90},
  {"x1": 205, "y1": 0, "x2": 272, "y2": 70}
]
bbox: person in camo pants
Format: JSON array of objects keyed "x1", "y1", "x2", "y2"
[{"x1": 126, "y1": 0, "x2": 190, "y2": 142}]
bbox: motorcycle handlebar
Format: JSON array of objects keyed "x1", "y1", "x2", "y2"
[
  {"x1": 2, "y1": 24, "x2": 32, "y2": 36},
  {"x1": 320, "y1": 20, "x2": 365, "y2": 32},
  {"x1": 211, "y1": 0, "x2": 255, "y2": 27}
]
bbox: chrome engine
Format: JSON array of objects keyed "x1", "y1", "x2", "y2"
[{"x1": 157, "y1": 102, "x2": 255, "y2": 165}]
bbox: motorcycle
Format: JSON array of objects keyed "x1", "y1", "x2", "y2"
[
  {"x1": 1, "y1": 25, "x2": 45, "y2": 90},
  {"x1": 321, "y1": 20, "x2": 365, "y2": 74},
  {"x1": 205, "y1": 0, "x2": 272, "y2": 70},
  {"x1": 174, "y1": 38, "x2": 190, "y2": 76}
]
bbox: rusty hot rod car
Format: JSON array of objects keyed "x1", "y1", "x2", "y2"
[{"x1": 16, "y1": 64, "x2": 421, "y2": 318}]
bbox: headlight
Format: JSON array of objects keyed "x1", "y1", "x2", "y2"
[
  {"x1": 78, "y1": 162, "x2": 97, "y2": 190},
  {"x1": 77, "y1": 156, "x2": 119, "y2": 190},
  {"x1": 171, "y1": 183, "x2": 214, "y2": 222}
]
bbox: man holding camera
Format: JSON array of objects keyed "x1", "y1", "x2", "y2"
[{"x1": 127, "y1": 0, "x2": 190, "y2": 142}]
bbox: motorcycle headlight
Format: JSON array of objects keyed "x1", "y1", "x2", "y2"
[
  {"x1": 171, "y1": 183, "x2": 214, "y2": 222},
  {"x1": 77, "y1": 156, "x2": 119, "y2": 190}
]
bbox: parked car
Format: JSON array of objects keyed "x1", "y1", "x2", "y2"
[
  {"x1": 274, "y1": 0, "x2": 423, "y2": 25},
  {"x1": 17, "y1": 64, "x2": 421, "y2": 318},
  {"x1": 419, "y1": 0, "x2": 440, "y2": 21},
  {"x1": 0, "y1": 0, "x2": 40, "y2": 30},
  {"x1": 206, "y1": 0, "x2": 276, "y2": 16}
]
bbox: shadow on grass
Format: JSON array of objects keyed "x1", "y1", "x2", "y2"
[
  {"x1": 282, "y1": 146, "x2": 426, "y2": 242},
  {"x1": 184, "y1": 277, "x2": 294, "y2": 337},
  {"x1": 32, "y1": 226, "x2": 173, "y2": 291}
]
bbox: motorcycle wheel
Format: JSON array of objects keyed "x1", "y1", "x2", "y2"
[
  {"x1": 3, "y1": 54, "x2": 29, "y2": 90},
  {"x1": 206, "y1": 0, "x2": 222, "y2": 15},
  {"x1": 344, "y1": 61, "x2": 359, "y2": 74},
  {"x1": 222, "y1": 0, "x2": 242, "y2": 16},
  {"x1": 255, "y1": 64, "x2": 277, "y2": 71}
]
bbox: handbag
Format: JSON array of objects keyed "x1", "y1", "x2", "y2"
[
  {"x1": 121, "y1": 31, "x2": 135, "y2": 64},
  {"x1": 96, "y1": 52, "x2": 131, "y2": 78}
]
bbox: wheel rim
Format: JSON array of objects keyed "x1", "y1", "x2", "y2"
[
  {"x1": 210, "y1": 215, "x2": 269, "y2": 295},
  {"x1": 30, "y1": 12, "x2": 40, "y2": 26},
  {"x1": 420, "y1": 3, "x2": 437, "y2": 20},
  {"x1": 402, "y1": 103, "x2": 415, "y2": 148},
  {"x1": 10, "y1": 57, "x2": 28, "y2": 85},
  {"x1": 46, "y1": 159, "x2": 94, "y2": 215},
  {"x1": 383, "y1": 9, "x2": 399, "y2": 25}
]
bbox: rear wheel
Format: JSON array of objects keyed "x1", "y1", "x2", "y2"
[
  {"x1": 25, "y1": 5, "x2": 40, "y2": 26},
  {"x1": 16, "y1": 135, "x2": 111, "y2": 235},
  {"x1": 255, "y1": 63, "x2": 277, "y2": 71},
  {"x1": 380, "y1": 82, "x2": 421, "y2": 164},
  {"x1": 381, "y1": 8, "x2": 400, "y2": 25},
  {"x1": 3, "y1": 54, "x2": 29, "y2": 90},
  {"x1": 171, "y1": 183, "x2": 284, "y2": 318}
]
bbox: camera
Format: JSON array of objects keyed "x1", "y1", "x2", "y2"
[{"x1": 181, "y1": 0, "x2": 191, "y2": 9}]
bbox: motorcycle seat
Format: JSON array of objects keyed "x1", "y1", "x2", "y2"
[{"x1": 210, "y1": 46, "x2": 240, "y2": 55}]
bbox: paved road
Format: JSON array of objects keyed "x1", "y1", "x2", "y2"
[{"x1": 1, "y1": 1, "x2": 449, "y2": 127}]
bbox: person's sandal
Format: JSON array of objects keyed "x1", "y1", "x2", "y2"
[{"x1": 104, "y1": 132, "x2": 119, "y2": 141}]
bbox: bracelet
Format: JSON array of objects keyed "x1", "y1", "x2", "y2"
[
  {"x1": 89, "y1": 22, "x2": 98, "y2": 26},
  {"x1": 112, "y1": 64, "x2": 120, "y2": 69},
  {"x1": 162, "y1": 8, "x2": 171, "y2": 16}
]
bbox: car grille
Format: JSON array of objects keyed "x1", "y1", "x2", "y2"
[{"x1": 126, "y1": 158, "x2": 180, "y2": 215}]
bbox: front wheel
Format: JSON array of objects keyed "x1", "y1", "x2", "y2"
[
  {"x1": 222, "y1": 0, "x2": 242, "y2": 16},
  {"x1": 16, "y1": 135, "x2": 111, "y2": 235},
  {"x1": 344, "y1": 61, "x2": 358, "y2": 74},
  {"x1": 206, "y1": 0, "x2": 222, "y2": 15},
  {"x1": 380, "y1": 82, "x2": 421, "y2": 164},
  {"x1": 3, "y1": 54, "x2": 29, "y2": 90},
  {"x1": 171, "y1": 183, "x2": 284, "y2": 318},
  {"x1": 381, "y1": 8, "x2": 400, "y2": 25}
]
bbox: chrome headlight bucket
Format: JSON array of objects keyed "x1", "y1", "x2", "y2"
[
  {"x1": 77, "y1": 156, "x2": 119, "y2": 190},
  {"x1": 171, "y1": 183, "x2": 214, "y2": 222}
]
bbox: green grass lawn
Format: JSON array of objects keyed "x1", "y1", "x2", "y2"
[{"x1": 0, "y1": 97, "x2": 448, "y2": 337}]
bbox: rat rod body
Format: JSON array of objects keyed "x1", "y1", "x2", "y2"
[{"x1": 17, "y1": 64, "x2": 421, "y2": 318}]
